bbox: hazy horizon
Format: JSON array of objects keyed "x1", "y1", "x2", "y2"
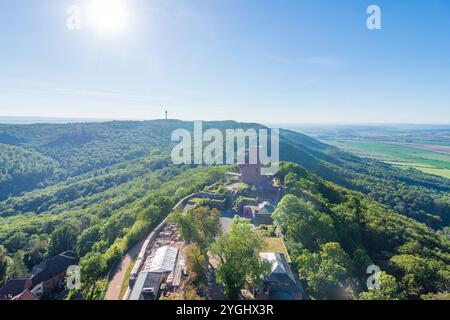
[{"x1": 1, "y1": 115, "x2": 450, "y2": 130}]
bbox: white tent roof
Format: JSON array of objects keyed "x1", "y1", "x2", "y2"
[
  {"x1": 260, "y1": 252, "x2": 288, "y2": 274},
  {"x1": 148, "y1": 246, "x2": 178, "y2": 273}
]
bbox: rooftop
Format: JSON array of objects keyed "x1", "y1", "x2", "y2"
[
  {"x1": 12, "y1": 289, "x2": 39, "y2": 301},
  {"x1": 258, "y1": 201, "x2": 275, "y2": 215},
  {"x1": 129, "y1": 272, "x2": 163, "y2": 300},
  {"x1": 0, "y1": 279, "x2": 30, "y2": 300},
  {"x1": 31, "y1": 250, "x2": 78, "y2": 286},
  {"x1": 260, "y1": 252, "x2": 296, "y2": 285},
  {"x1": 146, "y1": 245, "x2": 178, "y2": 274}
]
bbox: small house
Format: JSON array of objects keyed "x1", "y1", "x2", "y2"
[
  {"x1": 257, "y1": 252, "x2": 303, "y2": 300},
  {"x1": 128, "y1": 272, "x2": 163, "y2": 300}
]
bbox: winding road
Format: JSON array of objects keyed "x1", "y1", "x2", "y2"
[{"x1": 104, "y1": 237, "x2": 145, "y2": 300}]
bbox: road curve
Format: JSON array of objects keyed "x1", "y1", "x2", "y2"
[{"x1": 104, "y1": 237, "x2": 145, "y2": 300}]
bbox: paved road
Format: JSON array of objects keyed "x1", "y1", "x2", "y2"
[
  {"x1": 104, "y1": 186, "x2": 216, "y2": 300},
  {"x1": 104, "y1": 237, "x2": 145, "y2": 300},
  {"x1": 220, "y1": 210, "x2": 237, "y2": 234}
]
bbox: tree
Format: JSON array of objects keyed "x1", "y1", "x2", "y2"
[
  {"x1": 83, "y1": 281, "x2": 107, "y2": 300},
  {"x1": 437, "y1": 227, "x2": 450, "y2": 240},
  {"x1": 358, "y1": 272, "x2": 405, "y2": 300},
  {"x1": 49, "y1": 224, "x2": 79, "y2": 256},
  {"x1": 420, "y1": 292, "x2": 450, "y2": 300},
  {"x1": 137, "y1": 205, "x2": 160, "y2": 222},
  {"x1": 390, "y1": 254, "x2": 448, "y2": 297},
  {"x1": 76, "y1": 225, "x2": 101, "y2": 257},
  {"x1": 297, "y1": 242, "x2": 352, "y2": 300},
  {"x1": 166, "y1": 283, "x2": 204, "y2": 300},
  {"x1": 79, "y1": 252, "x2": 106, "y2": 284},
  {"x1": 23, "y1": 235, "x2": 48, "y2": 269},
  {"x1": 3, "y1": 231, "x2": 28, "y2": 252},
  {"x1": 351, "y1": 247, "x2": 373, "y2": 279},
  {"x1": 272, "y1": 194, "x2": 336, "y2": 250},
  {"x1": 272, "y1": 194, "x2": 306, "y2": 233},
  {"x1": 173, "y1": 206, "x2": 222, "y2": 251},
  {"x1": 210, "y1": 217, "x2": 270, "y2": 299},
  {"x1": 275, "y1": 162, "x2": 308, "y2": 184},
  {"x1": 11, "y1": 250, "x2": 28, "y2": 278},
  {"x1": 185, "y1": 244, "x2": 207, "y2": 287},
  {"x1": 0, "y1": 245, "x2": 9, "y2": 286}
]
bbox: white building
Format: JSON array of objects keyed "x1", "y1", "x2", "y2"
[{"x1": 147, "y1": 245, "x2": 178, "y2": 274}]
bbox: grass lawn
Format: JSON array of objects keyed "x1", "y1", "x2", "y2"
[
  {"x1": 262, "y1": 237, "x2": 291, "y2": 263},
  {"x1": 119, "y1": 259, "x2": 135, "y2": 300}
]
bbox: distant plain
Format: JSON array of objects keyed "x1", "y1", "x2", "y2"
[{"x1": 287, "y1": 125, "x2": 450, "y2": 180}]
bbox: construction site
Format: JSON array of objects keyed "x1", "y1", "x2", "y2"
[{"x1": 126, "y1": 222, "x2": 187, "y2": 300}]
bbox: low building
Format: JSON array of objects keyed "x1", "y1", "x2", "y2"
[
  {"x1": 29, "y1": 250, "x2": 78, "y2": 298},
  {"x1": 0, "y1": 251, "x2": 78, "y2": 300},
  {"x1": 257, "y1": 252, "x2": 303, "y2": 300},
  {"x1": 254, "y1": 202, "x2": 275, "y2": 225},
  {"x1": 0, "y1": 279, "x2": 33, "y2": 300},
  {"x1": 11, "y1": 290, "x2": 39, "y2": 301},
  {"x1": 129, "y1": 272, "x2": 163, "y2": 300},
  {"x1": 129, "y1": 256, "x2": 144, "y2": 289},
  {"x1": 242, "y1": 201, "x2": 275, "y2": 225},
  {"x1": 238, "y1": 197, "x2": 258, "y2": 214},
  {"x1": 145, "y1": 245, "x2": 178, "y2": 274},
  {"x1": 243, "y1": 205, "x2": 259, "y2": 219}
]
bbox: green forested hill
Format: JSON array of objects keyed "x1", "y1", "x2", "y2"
[
  {"x1": 1, "y1": 119, "x2": 449, "y2": 227},
  {"x1": 0, "y1": 120, "x2": 319, "y2": 199},
  {"x1": 281, "y1": 128, "x2": 450, "y2": 229},
  {"x1": 1, "y1": 120, "x2": 449, "y2": 227},
  {"x1": 0, "y1": 163, "x2": 228, "y2": 288},
  {"x1": 0, "y1": 120, "x2": 184, "y2": 196},
  {"x1": 0, "y1": 120, "x2": 449, "y2": 297},
  {"x1": 0, "y1": 144, "x2": 61, "y2": 199},
  {"x1": 273, "y1": 162, "x2": 450, "y2": 299}
]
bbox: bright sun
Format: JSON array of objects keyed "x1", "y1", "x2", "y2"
[{"x1": 86, "y1": 0, "x2": 129, "y2": 33}]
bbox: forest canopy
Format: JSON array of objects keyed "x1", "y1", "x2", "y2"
[{"x1": 0, "y1": 120, "x2": 449, "y2": 300}]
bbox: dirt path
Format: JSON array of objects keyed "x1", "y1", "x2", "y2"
[{"x1": 104, "y1": 237, "x2": 145, "y2": 300}]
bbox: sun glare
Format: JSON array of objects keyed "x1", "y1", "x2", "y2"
[{"x1": 86, "y1": 0, "x2": 129, "y2": 33}]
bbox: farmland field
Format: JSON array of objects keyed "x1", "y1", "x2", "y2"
[
  {"x1": 331, "y1": 140, "x2": 450, "y2": 179},
  {"x1": 416, "y1": 167, "x2": 450, "y2": 179},
  {"x1": 287, "y1": 125, "x2": 450, "y2": 180}
]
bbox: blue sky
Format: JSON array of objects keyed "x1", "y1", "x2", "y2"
[{"x1": 0, "y1": 0, "x2": 449, "y2": 124}]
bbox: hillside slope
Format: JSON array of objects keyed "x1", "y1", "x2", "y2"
[
  {"x1": 1, "y1": 120, "x2": 449, "y2": 228},
  {"x1": 273, "y1": 162, "x2": 450, "y2": 299},
  {"x1": 0, "y1": 120, "x2": 449, "y2": 294}
]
